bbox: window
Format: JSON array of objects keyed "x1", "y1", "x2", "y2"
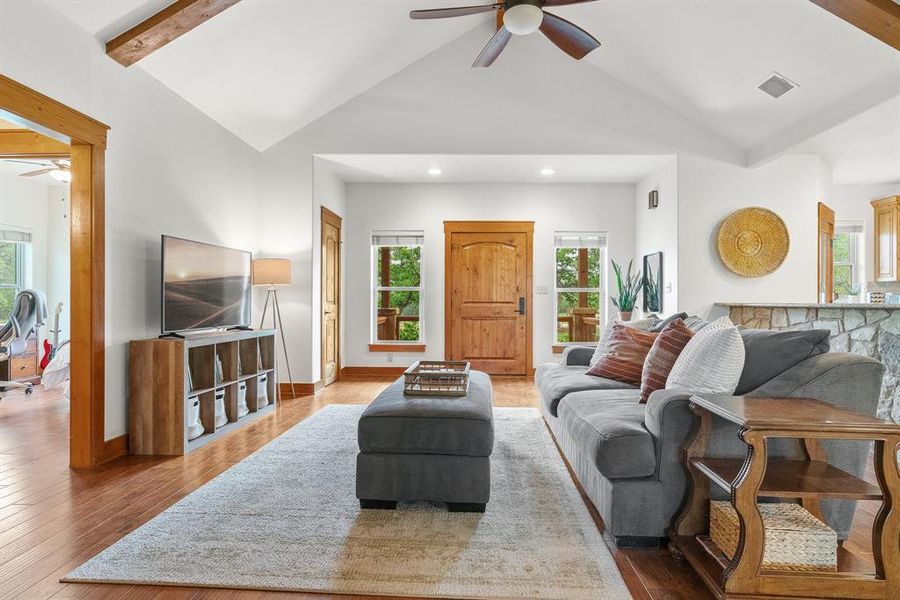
[
  {"x1": 554, "y1": 232, "x2": 606, "y2": 345},
  {"x1": 0, "y1": 228, "x2": 31, "y2": 323},
  {"x1": 833, "y1": 222, "x2": 863, "y2": 300},
  {"x1": 372, "y1": 231, "x2": 424, "y2": 343}
]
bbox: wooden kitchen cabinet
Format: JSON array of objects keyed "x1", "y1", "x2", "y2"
[{"x1": 872, "y1": 196, "x2": 900, "y2": 282}]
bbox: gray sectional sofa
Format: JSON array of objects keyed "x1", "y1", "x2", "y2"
[{"x1": 536, "y1": 319, "x2": 884, "y2": 547}]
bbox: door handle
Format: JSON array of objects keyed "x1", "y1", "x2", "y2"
[{"x1": 517, "y1": 297, "x2": 526, "y2": 315}]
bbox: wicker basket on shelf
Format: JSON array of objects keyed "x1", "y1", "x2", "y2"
[
  {"x1": 403, "y1": 361, "x2": 470, "y2": 397},
  {"x1": 710, "y1": 501, "x2": 837, "y2": 572}
]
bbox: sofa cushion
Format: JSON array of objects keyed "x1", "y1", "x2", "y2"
[
  {"x1": 649, "y1": 312, "x2": 689, "y2": 333},
  {"x1": 557, "y1": 389, "x2": 657, "y2": 479},
  {"x1": 735, "y1": 328, "x2": 830, "y2": 394},
  {"x1": 587, "y1": 323, "x2": 658, "y2": 385},
  {"x1": 536, "y1": 363, "x2": 636, "y2": 417}
]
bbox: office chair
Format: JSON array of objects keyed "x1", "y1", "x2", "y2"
[{"x1": 0, "y1": 289, "x2": 48, "y2": 398}]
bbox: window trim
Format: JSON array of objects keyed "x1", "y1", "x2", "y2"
[
  {"x1": 553, "y1": 235, "x2": 607, "y2": 348},
  {"x1": 833, "y1": 226, "x2": 863, "y2": 298},
  {"x1": 0, "y1": 241, "x2": 28, "y2": 322},
  {"x1": 370, "y1": 233, "x2": 425, "y2": 347}
]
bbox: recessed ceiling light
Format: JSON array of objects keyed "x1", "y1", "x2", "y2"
[
  {"x1": 541, "y1": 168, "x2": 555, "y2": 176},
  {"x1": 428, "y1": 167, "x2": 442, "y2": 176}
]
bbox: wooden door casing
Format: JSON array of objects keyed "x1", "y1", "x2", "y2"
[
  {"x1": 321, "y1": 207, "x2": 341, "y2": 387},
  {"x1": 445, "y1": 222, "x2": 533, "y2": 375},
  {"x1": 817, "y1": 202, "x2": 835, "y2": 302}
]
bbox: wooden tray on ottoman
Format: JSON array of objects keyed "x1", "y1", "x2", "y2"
[{"x1": 403, "y1": 361, "x2": 470, "y2": 396}]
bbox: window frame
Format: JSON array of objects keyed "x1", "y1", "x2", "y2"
[
  {"x1": 833, "y1": 225, "x2": 863, "y2": 299},
  {"x1": 0, "y1": 241, "x2": 27, "y2": 323},
  {"x1": 553, "y1": 232, "x2": 607, "y2": 347},
  {"x1": 370, "y1": 232, "x2": 425, "y2": 346}
]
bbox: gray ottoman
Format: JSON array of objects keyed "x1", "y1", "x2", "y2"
[{"x1": 356, "y1": 370, "x2": 494, "y2": 512}]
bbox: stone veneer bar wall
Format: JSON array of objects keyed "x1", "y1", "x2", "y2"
[{"x1": 724, "y1": 303, "x2": 900, "y2": 424}]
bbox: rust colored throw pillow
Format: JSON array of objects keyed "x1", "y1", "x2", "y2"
[
  {"x1": 586, "y1": 322, "x2": 658, "y2": 386},
  {"x1": 640, "y1": 318, "x2": 694, "y2": 403}
]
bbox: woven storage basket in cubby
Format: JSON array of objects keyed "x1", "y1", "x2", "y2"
[{"x1": 710, "y1": 501, "x2": 837, "y2": 572}]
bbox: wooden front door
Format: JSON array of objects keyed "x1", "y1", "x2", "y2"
[
  {"x1": 321, "y1": 207, "x2": 341, "y2": 387},
  {"x1": 445, "y1": 222, "x2": 533, "y2": 375}
]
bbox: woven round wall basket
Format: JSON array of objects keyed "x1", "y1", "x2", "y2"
[{"x1": 717, "y1": 207, "x2": 790, "y2": 277}]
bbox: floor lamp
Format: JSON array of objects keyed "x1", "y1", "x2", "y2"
[{"x1": 252, "y1": 258, "x2": 295, "y2": 398}]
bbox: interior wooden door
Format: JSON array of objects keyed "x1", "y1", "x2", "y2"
[
  {"x1": 817, "y1": 202, "x2": 835, "y2": 302},
  {"x1": 445, "y1": 222, "x2": 533, "y2": 375},
  {"x1": 321, "y1": 207, "x2": 341, "y2": 387}
]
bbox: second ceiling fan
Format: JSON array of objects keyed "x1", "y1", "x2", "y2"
[{"x1": 410, "y1": 0, "x2": 601, "y2": 68}]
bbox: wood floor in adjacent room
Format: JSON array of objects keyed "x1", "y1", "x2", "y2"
[{"x1": 0, "y1": 377, "x2": 879, "y2": 600}]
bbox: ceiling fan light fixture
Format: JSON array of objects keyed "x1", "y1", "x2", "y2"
[
  {"x1": 49, "y1": 169, "x2": 71, "y2": 183},
  {"x1": 503, "y1": 4, "x2": 543, "y2": 36}
]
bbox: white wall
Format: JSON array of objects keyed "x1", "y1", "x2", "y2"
[
  {"x1": 677, "y1": 155, "x2": 826, "y2": 318},
  {"x1": 343, "y1": 183, "x2": 635, "y2": 368},
  {"x1": 258, "y1": 24, "x2": 741, "y2": 382},
  {"x1": 1, "y1": 1, "x2": 262, "y2": 440},
  {"x1": 45, "y1": 184, "x2": 70, "y2": 343},
  {"x1": 634, "y1": 157, "x2": 678, "y2": 316},
  {"x1": 829, "y1": 183, "x2": 900, "y2": 291},
  {"x1": 310, "y1": 158, "x2": 346, "y2": 380}
]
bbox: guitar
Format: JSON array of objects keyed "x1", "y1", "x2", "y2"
[{"x1": 40, "y1": 302, "x2": 63, "y2": 370}]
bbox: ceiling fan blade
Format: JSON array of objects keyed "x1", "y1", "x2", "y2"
[
  {"x1": 3, "y1": 159, "x2": 47, "y2": 166},
  {"x1": 21, "y1": 168, "x2": 54, "y2": 177},
  {"x1": 539, "y1": 11, "x2": 601, "y2": 60},
  {"x1": 472, "y1": 26, "x2": 512, "y2": 68},
  {"x1": 410, "y1": 4, "x2": 501, "y2": 20},
  {"x1": 542, "y1": 0, "x2": 598, "y2": 6}
]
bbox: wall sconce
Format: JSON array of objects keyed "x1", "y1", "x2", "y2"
[{"x1": 649, "y1": 190, "x2": 659, "y2": 209}]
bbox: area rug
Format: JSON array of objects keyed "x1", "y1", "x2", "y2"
[{"x1": 64, "y1": 405, "x2": 631, "y2": 600}]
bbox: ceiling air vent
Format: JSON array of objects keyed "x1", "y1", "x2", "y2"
[{"x1": 758, "y1": 72, "x2": 798, "y2": 99}]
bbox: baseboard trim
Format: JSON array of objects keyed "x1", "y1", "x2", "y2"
[
  {"x1": 98, "y1": 434, "x2": 128, "y2": 464},
  {"x1": 279, "y1": 381, "x2": 323, "y2": 398},
  {"x1": 340, "y1": 366, "x2": 407, "y2": 378}
]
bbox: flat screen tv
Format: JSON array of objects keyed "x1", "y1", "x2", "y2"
[{"x1": 161, "y1": 235, "x2": 252, "y2": 334}]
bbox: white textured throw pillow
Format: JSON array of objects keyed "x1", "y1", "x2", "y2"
[{"x1": 665, "y1": 316, "x2": 745, "y2": 394}]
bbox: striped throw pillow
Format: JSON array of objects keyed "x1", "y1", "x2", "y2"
[
  {"x1": 586, "y1": 322, "x2": 657, "y2": 386},
  {"x1": 640, "y1": 319, "x2": 694, "y2": 403}
]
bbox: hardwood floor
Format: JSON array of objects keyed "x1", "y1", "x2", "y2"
[{"x1": 0, "y1": 377, "x2": 878, "y2": 599}]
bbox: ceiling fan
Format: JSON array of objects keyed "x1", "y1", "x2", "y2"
[
  {"x1": 5, "y1": 159, "x2": 71, "y2": 182},
  {"x1": 410, "y1": 0, "x2": 601, "y2": 68}
]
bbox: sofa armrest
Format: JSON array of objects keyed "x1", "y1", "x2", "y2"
[
  {"x1": 562, "y1": 345, "x2": 594, "y2": 367},
  {"x1": 644, "y1": 388, "x2": 696, "y2": 474}
]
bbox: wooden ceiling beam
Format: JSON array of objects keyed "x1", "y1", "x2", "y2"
[
  {"x1": 808, "y1": 0, "x2": 900, "y2": 51},
  {"x1": 0, "y1": 129, "x2": 71, "y2": 158},
  {"x1": 106, "y1": 0, "x2": 242, "y2": 67}
]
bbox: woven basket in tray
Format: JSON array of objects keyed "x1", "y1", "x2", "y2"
[
  {"x1": 710, "y1": 501, "x2": 837, "y2": 572},
  {"x1": 403, "y1": 361, "x2": 470, "y2": 397}
]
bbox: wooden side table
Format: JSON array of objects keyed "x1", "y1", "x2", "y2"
[{"x1": 668, "y1": 395, "x2": 900, "y2": 600}]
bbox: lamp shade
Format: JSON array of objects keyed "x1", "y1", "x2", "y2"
[{"x1": 252, "y1": 258, "x2": 292, "y2": 286}]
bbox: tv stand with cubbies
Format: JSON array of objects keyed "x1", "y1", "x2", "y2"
[{"x1": 129, "y1": 329, "x2": 278, "y2": 455}]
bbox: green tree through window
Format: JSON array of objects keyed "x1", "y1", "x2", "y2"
[
  {"x1": 374, "y1": 243, "x2": 422, "y2": 342},
  {"x1": 0, "y1": 242, "x2": 21, "y2": 323}
]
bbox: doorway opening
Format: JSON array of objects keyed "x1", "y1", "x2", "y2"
[{"x1": 0, "y1": 75, "x2": 110, "y2": 468}]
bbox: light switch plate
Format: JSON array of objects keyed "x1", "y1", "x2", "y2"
[{"x1": 536, "y1": 285, "x2": 549, "y2": 295}]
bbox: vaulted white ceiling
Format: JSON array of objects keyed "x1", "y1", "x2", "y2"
[{"x1": 49, "y1": 0, "x2": 900, "y2": 181}]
